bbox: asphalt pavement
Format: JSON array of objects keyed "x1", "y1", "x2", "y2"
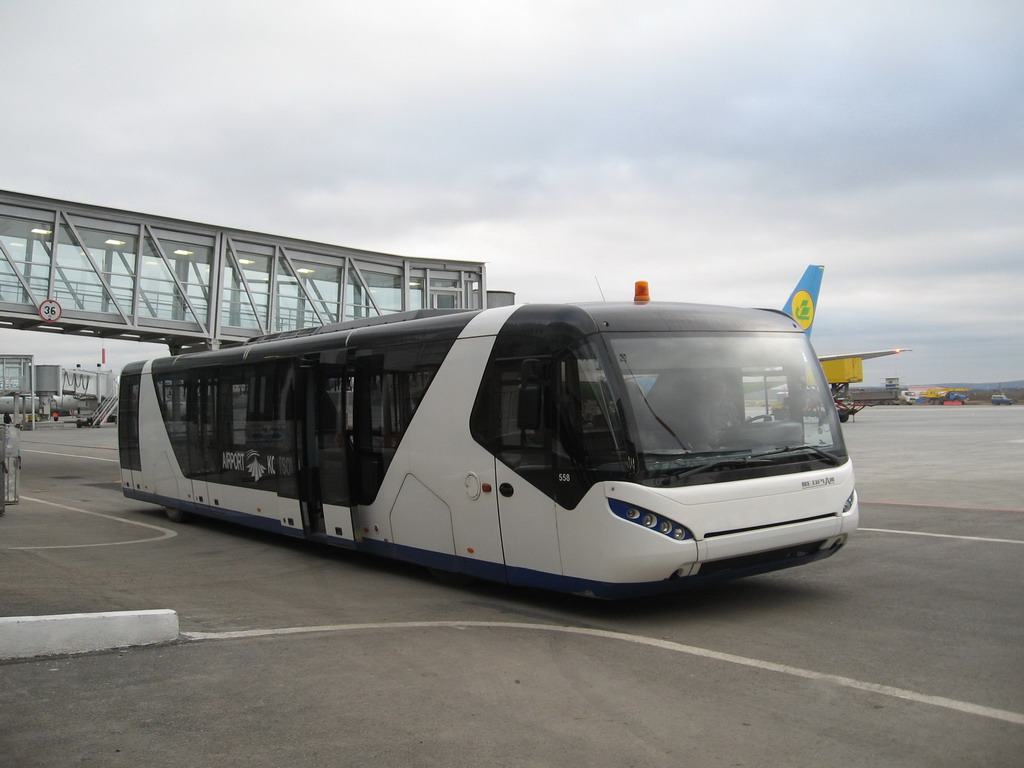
[{"x1": 1, "y1": 406, "x2": 1022, "y2": 767}]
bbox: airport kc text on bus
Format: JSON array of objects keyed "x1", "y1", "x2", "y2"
[{"x1": 119, "y1": 296, "x2": 858, "y2": 598}]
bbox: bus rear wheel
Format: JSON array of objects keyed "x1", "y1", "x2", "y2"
[
  {"x1": 428, "y1": 567, "x2": 476, "y2": 587},
  {"x1": 165, "y1": 506, "x2": 191, "y2": 523}
]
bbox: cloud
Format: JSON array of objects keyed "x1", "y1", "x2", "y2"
[{"x1": 1, "y1": 0, "x2": 1021, "y2": 385}]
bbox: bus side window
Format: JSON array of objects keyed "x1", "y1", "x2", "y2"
[
  {"x1": 316, "y1": 366, "x2": 350, "y2": 507},
  {"x1": 351, "y1": 360, "x2": 383, "y2": 505},
  {"x1": 349, "y1": 341, "x2": 450, "y2": 505},
  {"x1": 192, "y1": 369, "x2": 220, "y2": 480},
  {"x1": 553, "y1": 342, "x2": 631, "y2": 506},
  {"x1": 471, "y1": 349, "x2": 556, "y2": 498},
  {"x1": 204, "y1": 361, "x2": 298, "y2": 495},
  {"x1": 473, "y1": 358, "x2": 549, "y2": 456},
  {"x1": 154, "y1": 374, "x2": 190, "y2": 473},
  {"x1": 117, "y1": 374, "x2": 141, "y2": 471}
]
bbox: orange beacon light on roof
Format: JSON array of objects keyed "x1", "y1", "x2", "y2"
[{"x1": 634, "y1": 280, "x2": 651, "y2": 304}]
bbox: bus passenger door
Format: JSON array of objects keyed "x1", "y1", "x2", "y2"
[
  {"x1": 493, "y1": 461, "x2": 560, "y2": 586},
  {"x1": 310, "y1": 362, "x2": 358, "y2": 547},
  {"x1": 117, "y1": 371, "x2": 143, "y2": 493},
  {"x1": 187, "y1": 368, "x2": 217, "y2": 513},
  {"x1": 489, "y1": 358, "x2": 561, "y2": 586}
]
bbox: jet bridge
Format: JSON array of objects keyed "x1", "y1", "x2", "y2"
[{"x1": 0, "y1": 190, "x2": 488, "y2": 355}]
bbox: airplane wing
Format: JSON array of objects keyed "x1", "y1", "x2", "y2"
[
  {"x1": 817, "y1": 349, "x2": 912, "y2": 363},
  {"x1": 782, "y1": 267, "x2": 911, "y2": 369}
]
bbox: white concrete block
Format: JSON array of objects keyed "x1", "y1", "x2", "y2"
[{"x1": 0, "y1": 609, "x2": 179, "y2": 659}]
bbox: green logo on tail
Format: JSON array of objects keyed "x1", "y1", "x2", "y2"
[{"x1": 791, "y1": 290, "x2": 815, "y2": 330}]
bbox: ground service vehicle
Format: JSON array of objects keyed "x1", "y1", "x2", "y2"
[
  {"x1": 918, "y1": 388, "x2": 971, "y2": 404},
  {"x1": 118, "y1": 299, "x2": 858, "y2": 598}
]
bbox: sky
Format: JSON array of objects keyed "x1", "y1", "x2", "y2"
[{"x1": 1, "y1": 0, "x2": 1022, "y2": 386}]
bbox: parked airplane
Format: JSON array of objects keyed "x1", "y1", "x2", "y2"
[
  {"x1": 785, "y1": 265, "x2": 911, "y2": 420},
  {"x1": 0, "y1": 394, "x2": 90, "y2": 416},
  {"x1": 784, "y1": 264, "x2": 911, "y2": 362}
]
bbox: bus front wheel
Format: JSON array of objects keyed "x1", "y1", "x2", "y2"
[{"x1": 165, "y1": 506, "x2": 191, "y2": 523}]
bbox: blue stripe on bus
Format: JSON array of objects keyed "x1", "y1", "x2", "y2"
[
  {"x1": 123, "y1": 487, "x2": 300, "y2": 537},
  {"x1": 123, "y1": 487, "x2": 843, "y2": 598}
]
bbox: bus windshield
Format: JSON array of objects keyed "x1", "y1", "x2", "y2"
[{"x1": 604, "y1": 332, "x2": 845, "y2": 485}]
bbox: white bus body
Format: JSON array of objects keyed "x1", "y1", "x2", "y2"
[{"x1": 119, "y1": 302, "x2": 857, "y2": 598}]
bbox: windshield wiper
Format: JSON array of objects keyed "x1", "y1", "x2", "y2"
[
  {"x1": 657, "y1": 455, "x2": 773, "y2": 482},
  {"x1": 753, "y1": 445, "x2": 843, "y2": 465},
  {"x1": 659, "y1": 442, "x2": 843, "y2": 483},
  {"x1": 652, "y1": 445, "x2": 842, "y2": 485}
]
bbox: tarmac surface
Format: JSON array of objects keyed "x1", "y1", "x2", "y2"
[{"x1": 1, "y1": 405, "x2": 1022, "y2": 767}]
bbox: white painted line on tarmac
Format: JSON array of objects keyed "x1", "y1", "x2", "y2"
[
  {"x1": 862, "y1": 499, "x2": 1023, "y2": 513},
  {"x1": 181, "y1": 620, "x2": 1024, "y2": 727},
  {"x1": 7, "y1": 497, "x2": 177, "y2": 549},
  {"x1": 859, "y1": 527, "x2": 1024, "y2": 545},
  {"x1": 22, "y1": 448, "x2": 118, "y2": 462}
]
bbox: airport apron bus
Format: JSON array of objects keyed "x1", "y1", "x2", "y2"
[{"x1": 118, "y1": 298, "x2": 858, "y2": 598}]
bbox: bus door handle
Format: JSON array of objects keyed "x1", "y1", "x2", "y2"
[{"x1": 498, "y1": 483, "x2": 514, "y2": 497}]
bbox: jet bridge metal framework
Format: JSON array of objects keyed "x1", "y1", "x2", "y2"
[{"x1": 0, "y1": 191, "x2": 488, "y2": 354}]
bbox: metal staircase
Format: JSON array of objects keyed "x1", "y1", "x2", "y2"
[{"x1": 84, "y1": 393, "x2": 118, "y2": 428}]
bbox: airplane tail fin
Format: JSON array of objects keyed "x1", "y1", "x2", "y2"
[{"x1": 784, "y1": 264, "x2": 824, "y2": 336}]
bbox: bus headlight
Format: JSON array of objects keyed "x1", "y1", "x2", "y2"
[
  {"x1": 842, "y1": 491, "x2": 856, "y2": 514},
  {"x1": 608, "y1": 499, "x2": 693, "y2": 541}
]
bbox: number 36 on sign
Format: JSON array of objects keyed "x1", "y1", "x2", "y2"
[{"x1": 38, "y1": 299, "x2": 63, "y2": 322}]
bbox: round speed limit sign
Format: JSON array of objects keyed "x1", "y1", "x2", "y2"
[{"x1": 38, "y1": 299, "x2": 63, "y2": 322}]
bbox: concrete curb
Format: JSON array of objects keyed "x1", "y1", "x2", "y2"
[{"x1": 0, "y1": 610, "x2": 179, "y2": 660}]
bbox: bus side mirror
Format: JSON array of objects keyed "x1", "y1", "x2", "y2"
[{"x1": 518, "y1": 359, "x2": 544, "y2": 431}]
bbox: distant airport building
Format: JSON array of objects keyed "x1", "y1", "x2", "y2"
[
  {"x1": 0, "y1": 354, "x2": 116, "y2": 422},
  {"x1": 0, "y1": 190, "x2": 494, "y2": 354},
  {"x1": 0, "y1": 355, "x2": 32, "y2": 406}
]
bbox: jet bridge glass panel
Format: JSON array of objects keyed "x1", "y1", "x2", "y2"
[
  {"x1": 0, "y1": 213, "x2": 53, "y2": 303},
  {"x1": 139, "y1": 230, "x2": 213, "y2": 323},
  {"x1": 223, "y1": 242, "x2": 273, "y2": 331},
  {"x1": 66, "y1": 216, "x2": 138, "y2": 314},
  {"x1": 346, "y1": 265, "x2": 403, "y2": 321},
  {"x1": 275, "y1": 254, "x2": 334, "y2": 331}
]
